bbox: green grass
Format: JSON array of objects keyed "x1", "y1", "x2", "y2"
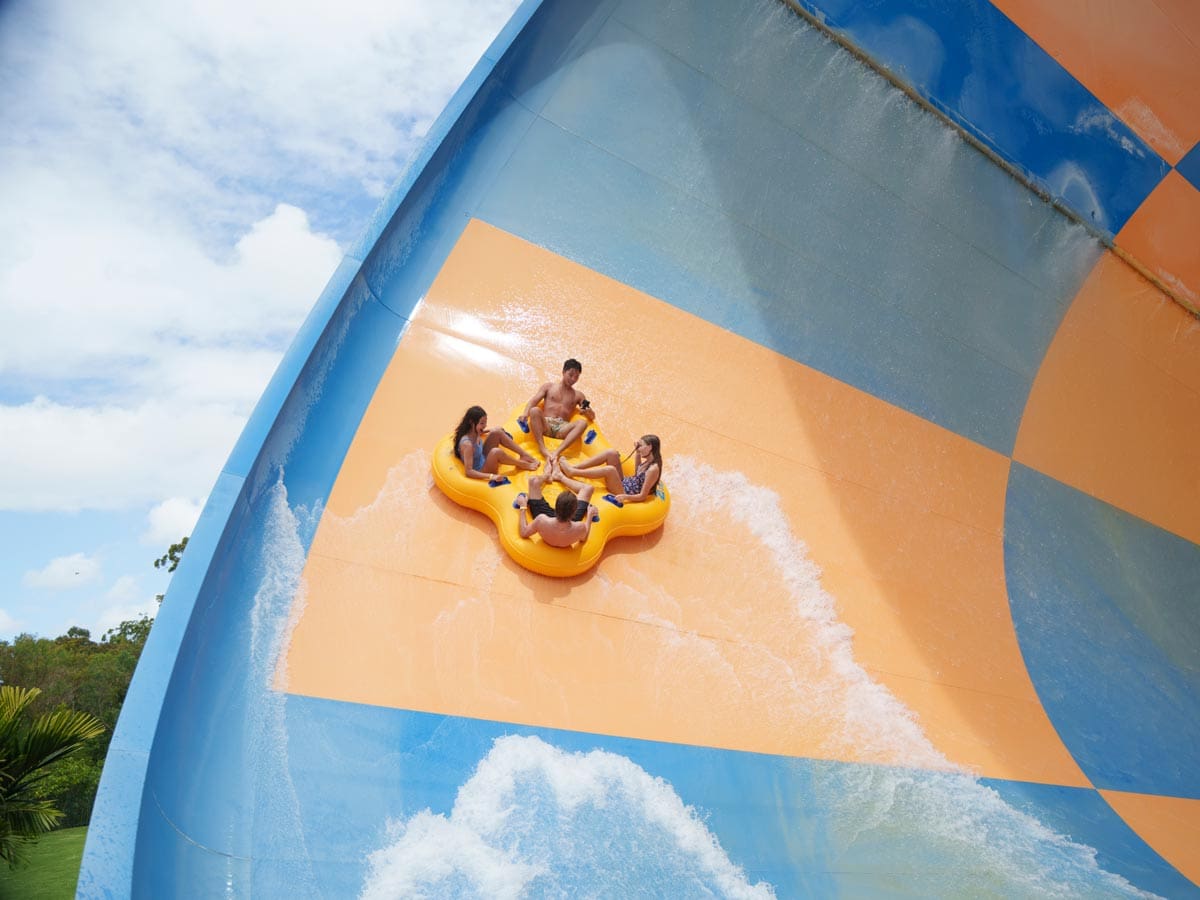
[{"x1": 0, "y1": 827, "x2": 86, "y2": 900}]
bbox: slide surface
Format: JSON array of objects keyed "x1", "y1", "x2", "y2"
[{"x1": 80, "y1": 1, "x2": 1200, "y2": 896}]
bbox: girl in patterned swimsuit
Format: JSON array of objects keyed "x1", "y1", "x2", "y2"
[{"x1": 559, "y1": 435, "x2": 662, "y2": 504}]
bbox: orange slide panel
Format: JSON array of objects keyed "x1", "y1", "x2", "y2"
[
  {"x1": 284, "y1": 219, "x2": 1087, "y2": 785},
  {"x1": 1116, "y1": 170, "x2": 1200, "y2": 314},
  {"x1": 1015, "y1": 250, "x2": 1200, "y2": 546},
  {"x1": 1100, "y1": 791, "x2": 1200, "y2": 889}
]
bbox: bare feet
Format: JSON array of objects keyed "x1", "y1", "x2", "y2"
[{"x1": 517, "y1": 455, "x2": 538, "y2": 471}]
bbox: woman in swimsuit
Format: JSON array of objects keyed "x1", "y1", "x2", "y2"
[
  {"x1": 558, "y1": 434, "x2": 662, "y2": 503},
  {"x1": 453, "y1": 406, "x2": 538, "y2": 479}
]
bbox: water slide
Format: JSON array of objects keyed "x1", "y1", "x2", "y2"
[{"x1": 78, "y1": 0, "x2": 1200, "y2": 895}]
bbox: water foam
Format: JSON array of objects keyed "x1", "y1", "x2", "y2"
[
  {"x1": 666, "y1": 456, "x2": 945, "y2": 770},
  {"x1": 245, "y1": 476, "x2": 322, "y2": 893},
  {"x1": 665, "y1": 457, "x2": 1155, "y2": 897},
  {"x1": 360, "y1": 734, "x2": 775, "y2": 899}
]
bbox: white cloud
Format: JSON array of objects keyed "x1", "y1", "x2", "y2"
[
  {"x1": 27, "y1": 575, "x2": 161, "y2": 641},
  {"x1": 22, "y1": 552, "x2": 102, "y2": 589},
  {"x1": 0, "y1": 193, "x2": 340, "y2": 390},
  {"x1": 103, "y1": 575, "x2": 140, "y2": 604},
  {"x1": 0, "y1": 396, "x2": 244, "y2": 511},
  {"x1": 92, "y1": 591, "x2": 159, "y2": 639},
  {"x1": 0, "y1": 0, "x2": 521, "y2": 518},
  {"x1": 0, "y1": 199, "x2": 342, "y2": 512},
  {"x1": 0, "y1": 0, "x2": 523, "y2": 220},
  {"x1": 0, "y1": 0, "x2": 522, "y2": 632},
  {"x1": 0, "y1": 609, "x2": 20, "y2": 634},
  {"x1": 143, "y1": 498, "x2": 202, "y2": 547}
]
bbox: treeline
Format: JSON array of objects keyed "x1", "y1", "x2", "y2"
[{"x1": 0, "y1": 616, "x2": 152, "y2": 826}]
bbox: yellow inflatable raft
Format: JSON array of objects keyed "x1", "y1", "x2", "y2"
[{"x1": 431, "y1": 409, "x2": 669, "y2": 577}]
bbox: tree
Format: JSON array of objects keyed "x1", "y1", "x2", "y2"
[
  {"x1": 154, "y1": 535, "x2": 189, "y2": 602},
  {"x1": 0, "y1": 540, "x2": 182, "y2": 835},
  {"x1": 0, "y1": 619, "x2": 153, "y2": 832},
  {"x1": 0, "y1": 686, "x2": 105, "y2": 866},
  {"x1": 153, "y1": 536, "x2": 188, "y2": 573},
  {"x1": 103, "y1": 616, "x2": 153, "y2": 646}
]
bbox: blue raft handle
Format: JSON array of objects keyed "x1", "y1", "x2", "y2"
[
  {"x1": 584, "y1": 429, "x2": 597, "y2": 444},
  {"x1": 512, "y1": 492, "x2": 527, "y2": 508},
  {"x1": 602, "y1": 494, "x2": 624, "y2": 508},
  {"x1": 517, "y1": 416, "x2": 530, "y2": 433},
  {"x1": 488, "y1": 476, "x2": 510, "y2": 488}
]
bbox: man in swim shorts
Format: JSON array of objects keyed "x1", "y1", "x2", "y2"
[
  {"x1": 518, "y1": 358, "x2": 595, "y2": 465},
  {"x1": 516, "y1": 464, "x2": 596, "y2": 548}
]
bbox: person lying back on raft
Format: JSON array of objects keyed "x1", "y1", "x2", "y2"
[
  {"x1": 559, "y1": 434, "x2": 662, "y2": 504},
  {"x1": 515, "y1": 460, "x2": 598, "y2": 548},
  {"x1": 518, "y1": 358, "x2": 595, "y2": 465},
  {"x1": 454, "y1": 405, "x2": 538, "y2": 479}
]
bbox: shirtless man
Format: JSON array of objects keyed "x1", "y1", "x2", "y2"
[
  {"x1": 515, "y1": 462, "x2": 597, "y2": 548},
  {"x1": 518, "y1": 358, "x2": 596, "y2": 465}
]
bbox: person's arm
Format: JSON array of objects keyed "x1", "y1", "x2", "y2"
[
  {"x1": 577, "y1": 392, "x2": 595, "y2": 422},
  {"x1": 615, "y1": 463, "x2": 659, "y2": 503},
  {"x1": 520, "y1": 383, "x2": 550, "y2": 422},
  {"x1": 517, "y1": 500, "x2": 537, "y2": 539}
]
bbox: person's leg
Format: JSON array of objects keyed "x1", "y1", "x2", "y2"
[
  {"x1": 549, "y1": 464, "x2": 595, "y2": 504},
  {"x1": 485, "y1": 429, "x2": 537, "y2": 470},
  {"x1": 546, "y1": 419, "x2": 588, "y2": 464},
  {"x1": 560, "y1": 448, "x2": 619, "y2": 474},
  {"x1": 555, "y1": 456, "x2": 620, "y2": 495},
  {"x1": 524, "y1": 474, "x2": 554, "y2": 520},
  {"x1": 527, "y1": 473, "x2": 546, "y2": 500},
  {"x1": 479, "y1": 433, "x2": 521, "y2": 474},
  {"x1": 528, "y1": 407, "x2": 550, "y2": 457}
]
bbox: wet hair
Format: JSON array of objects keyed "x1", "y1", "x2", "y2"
[
  {"x1": 563, "y1": 358, "x2": 582, "y2": 374},
  {"x1": 453, "y1": 406, "x2": 486, "y2": 454},
  {"x1": 554, "y1": 490, "x2": 578, "y2": 521},
  {"x1": 640, "y1": 435, "x2": 662, "y2": 491}
]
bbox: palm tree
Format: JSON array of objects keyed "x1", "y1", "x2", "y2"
[{"x1": 0, "y1": 685, "x2": 105, "y2": 866}]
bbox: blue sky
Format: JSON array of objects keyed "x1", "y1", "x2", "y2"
[{"x1": 0, "y1": 0, "x2": 522, "y2": 641}]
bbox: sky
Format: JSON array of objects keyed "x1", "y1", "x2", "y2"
[{"x1": 0, "y1": 0, "x2": 523, "y2": 642}]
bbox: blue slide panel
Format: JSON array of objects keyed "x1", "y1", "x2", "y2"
[
  {"x1": 1177, "y1": 141, "x2": 1200, "y2": 193},
  {"x1": 982, "y1": 779, "x2": 1200, "y2": 899},
  {"x1": 1005, "y1": 463, "x2": 1200, "y2": 798},
  {"x1": 279, "y1": 697, "x2": 835, "y2": 897},
  {"x1": 275, "y1": 696, "x2": 1191, "y2": 897},
  {"x1": 790, "y1": 0, "x2": 1169, "y2": 236},
  {"x1": 476, "y1": 0, "x2": 1100, "y2": 455}
]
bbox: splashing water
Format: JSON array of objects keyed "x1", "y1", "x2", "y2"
[
  {"x1": 360, "y1": 735, "x2": 775, "y2": 899},
  {"x1": 667, "y1": 460, "x2": 1152, "y2": 897},
  {"x1": 667, "y1": 458, "x2": 1155, "y2": 897},
  {"x1": 245, "y1": 476, "x2": 322, "y2": 894}
]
